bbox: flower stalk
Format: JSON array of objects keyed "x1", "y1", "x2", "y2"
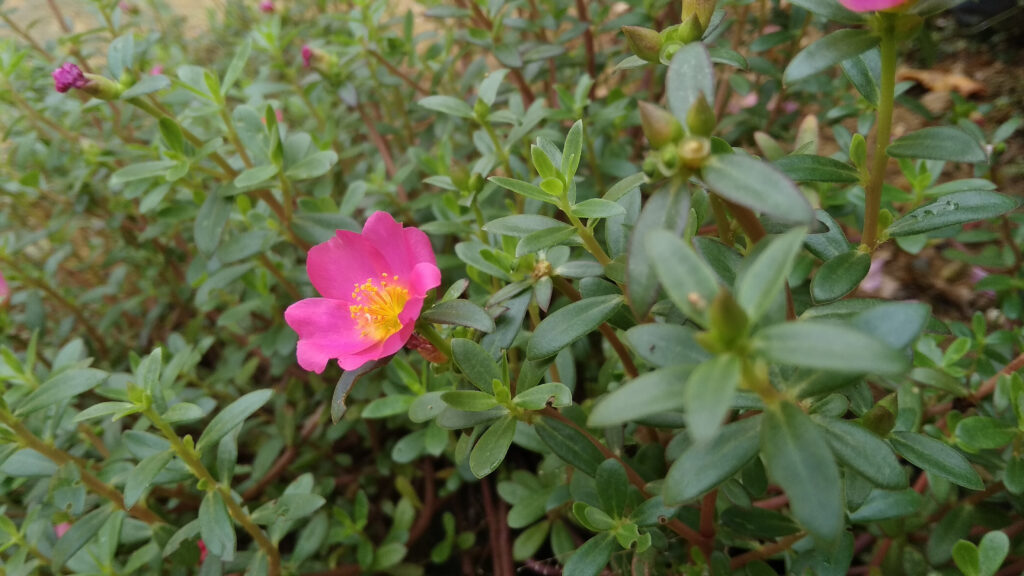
[{"x1": 861, "y1": 12, "x2": 897, "y2": 250}]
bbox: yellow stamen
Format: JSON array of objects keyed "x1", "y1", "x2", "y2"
[{"x1": 349, "y1": 275, "x2": 410, "y2": 342}]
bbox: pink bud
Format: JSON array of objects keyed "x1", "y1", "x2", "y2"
[
  {"x1": 302, "y1": 45, "x2": 313, "y2": 69},
  {"x1": 197, "y1": 540, "x2": 208, "y2": 563},
  {"x1": 52, "y1": 63, "x2": 89, "y2": 93},
  {"x1": 55, "y1": 523, "x2": 71, "y2": 539},
  {"x1": 259, "y1": 0, "x2": 274, "y2": 13},
  {"x1": 149, "y1": 65, "x2": 164, "y2": 76}
]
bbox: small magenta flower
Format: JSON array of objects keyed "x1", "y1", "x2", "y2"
[
  {"x1": 197, "y1": 540, "x2": 208, "y2": 563},
  {"x1": 53, "y1": 63, "x2": 89, "y2": 93},
  {"x1": 259, "y1": 0, "x2": 274, "y2": 13},
  {"x1": 301, "y1": 45, "x2": 313, "y2": 69},
  {"x1": 285, "y1": 212, "x2": 441, "y2": 373},
  {"x1": 149, "y1": 65, "x2": 164, "y2": 76},
  {"x1": 55, "y1": 522, "x2": 70, "y2": 539},
  {"x1": 838, "y1": 0, "x2": 910, "y2": 11}
]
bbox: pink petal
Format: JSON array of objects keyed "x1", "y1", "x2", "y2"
[
  {"x1": 409, "y1": 262, "x2": 441, "y2": 297},
  {"x1": 361, "y1": 212, "x2": 415, "y2": 275},
  {"x1": 402, "y1": 226, "x2": 438, "y2": 269},
  {"x1": 285, "y1": 298, "x2": 375, "y2": 373},
  {"x1": 337, "y1": 298, "x2": 424, "y2": 370},
  {"x1": 837, "y1": 0, "x2": 907, "y2": 12},
  {"x1": 307, "y1": 233, "x2": 388, "y2": 300}
]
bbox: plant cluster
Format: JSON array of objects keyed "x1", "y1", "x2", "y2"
[{"x1": 0, "y1": 0, "x2": 1022, "y2": 575}]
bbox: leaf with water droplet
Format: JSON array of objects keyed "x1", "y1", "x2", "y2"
[{"x1": 887, "y1": 191, "x2": 1020, "y2": 237}]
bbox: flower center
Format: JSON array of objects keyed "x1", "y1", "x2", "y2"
[{"x1": 349, "y1": 273, "x2": 410, "y2": 342}]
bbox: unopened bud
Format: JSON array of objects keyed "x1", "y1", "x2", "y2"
[
  {"x1": 623, "y1": 26, "x2": 662, "y2": 63},
  {"x1": 707, "y1": 290, "x2": 748, "y2": 349},
  {"x1": 795, "y1": 114, "x2": 819, "y2": 154},
  {"x1": 639, "y1": 102, "x2": 683, "y2": 148},
  {"x1": 678, "y1": 137, "x2": 711, "y2": 169},
  {"x1": 301, "y1": 44, "x2": 335, "y2": 73},
  {"x1": 682, "y1": 0, "x2": 716, "y2": 31},
  {"x1": 406, "y1": 333, "x2": 448, "y2": 364},
  {"x1": 53, "y1": 63, "x2": 125, "y2": 100},
  {"x1": 686, "y1": 94, "x2": 716, "y2": 137},
  {"x1": 676, "y1": 14, "x2": 704, "y2": 44},
  {"x1": 532, "y1": 260, "x2": 553, "y2": 280}
]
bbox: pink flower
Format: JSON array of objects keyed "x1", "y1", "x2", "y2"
[
  {"x1": 149, "y1": 65, "x2": 164, "y2": 76},
  {"x1": 837, "y1": 0, "x2": 909, "y2": 12},
  {"x1": 301, "y1": 45, "x2": 313, "y2": 69},
  {"x1": 52, "y1": 63, "x2": 89, "y2": 93},
  {"x1": 55, "y1": 523, "x2": 71, "y2": 539},
  {"x1": 197, "y1": 539, "x2": 208, "y2": 563},
  {"x1": 285, "y1": 212, "x2": 441, "y2": 373},
  {"x1": 259, "y1": 0, "x2": 274, "y2": 13}
]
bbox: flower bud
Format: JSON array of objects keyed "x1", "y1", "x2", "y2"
[
  {"x1": 676, "y1": 14, "x2": 704, "y2": 44},
  {"x1": 678, "y1": 136, "x2": 711, "y2": 169},
  {"x1": 622, "y1": 26, "x2": 662, "y2": 63},
  {"x1": 681, "y1": 0, "x2": 716, "y2": 30},
  {"x1": 686, "y1": 94, "x2": 716, "y2": 137},
  {"x1": 52, "y1": 63, "x2": 124, "y2": 100},
  {"x1": 697, "y1": 290, "x2": 748, "y2": 353},
  {"x1": 639, "y1": 102, "x2": 683, "y2": 148},
  {"x1": 838, "y1": 0, "x2": 911, "y2": 12},
  {"x1": 795, "y1": 114, "x2": 819, "y2": 155},
  {"x1": 259, "y1": 0, "x2": 275, "y2": 13}
]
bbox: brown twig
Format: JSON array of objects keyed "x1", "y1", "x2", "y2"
[
  {"x1": 926, "y1": 351, "x2": 1024, "y2": 417},
  {"x1": 574, "y1": 0, "x2": 596, "y2": 90},
  {"x1": 241, "y1": 404, "x2": 324, "y2": 500},
  {"x1": 366, "y1": 49, "x2": 430, "y2": 95},
  {"x1": 407, "y1": 459, "x2": 436, "y2": 545},
  {"x1": 728, "y1": 532, "x2": 807, "y2": 569},
  {"x1": 699, "y1": 490, "x2": 717, "y2": 558}
]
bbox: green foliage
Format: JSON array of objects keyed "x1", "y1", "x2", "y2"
[{"x1": 0, "y1": 0, "x2": 1020, "y2": 574}]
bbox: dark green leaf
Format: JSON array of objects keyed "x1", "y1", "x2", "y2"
[
  {"x1": 588, "y1": 365, "x2": 692, "y2": 427},
  {"x1": 753, "y1": 321, "x2": 908, "y2": 375},
  {"x1": 886, "y1": 191, "x2": 1021, "y2": 237},
  {"x1": 955, "y1": 417, "x2": 1016, "y2": 451},
  {"x1": 196, "y1": 389, "x2": 273, "y2": 454},
  {"x1": 199, "y1": 491, "x2": 236, "y2": 561},
  {"x1": 647, "y1": 229, "x2": 719, "y2": 326},
  {"x1": 816, "y1": 417, "x2": 905, "y2": 489},
  {"x1": 53, "y1": 507, "x2": 113, "y2": 569},
  {"x1": 489, "y1": 177, "x2": 559, "y2": 204},
  {"x1": 664, "y1": 415, "x2": 762, "y2": 503},
  {"x1": 513, "y1": 382, "x2": 572, "y2": 410},
  {"x1": 627, "y1": 188, "x2": 689, "y2": 318},
  {"x1": 887, "y1": 126, "x2": 988, "y2": 163},
  {"x1": 624, "y1": 324, "x2": 710, "y2": 368},
  {"x1": 684, "y1": 355, "x2": 741, "y2": 443},
  {"x1": 848, "y1": 489, "x2": 922, "y2": 522},
  {"x1": 421, "y1": 300, "x2": 495, "y2": 333},
  {"x1": 773, "y1": 155, "x2": 860, "y2": 183},
  {"x1": 442, "y1": 390, "x2": 499, "y2": 412},
  {"x1": 702, "y1": 154, "x2": 814, "y2": 225},
  {"x1": 18, "y1": 368, "x2": 108, "y2": 416},
  {"x1": 596, "y1": 459, "x2": 629, "y2": 518},
  {"x1": 124, "y1": 450, "x2": 175, "y2": 507},
  {"x1": 761, "y1": 402, "x2": 843, "y2": 543},
  {"x1": 737, "y1": 227, "x2": 807, "y2": 322},
  {"x1": 811, "y1": 250, "x2": 871, "y2": 304},
  {"x1": 451, "y1": 338, "x2": 501, "y2": 393},
  {"x1": 527, "y1": 295, "x2": 622, "y2": 360},
  {"x1": 785, "y1": 29, "x2": 879, "y2": 84},
  {"x1": 194, "y1": 193, "x2": 233, "y2": 255},
  {"x1": 788, "y1": 0, "x2": 863, "y2": 23},
  {"x1": 470, "y1": 415, "x2": 516, "y2": 478},
  {"x1": 484, "y1": 215, "x2": 568, "y2": 237},
  {"x1": 535, "y1": 416, "x2": 605, "y2": 477},
  {"x1": 888, "y1": 431, "x2": 983, "y2": 490}
]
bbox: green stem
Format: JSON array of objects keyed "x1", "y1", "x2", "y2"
[
  {"x1": 414, "y1": 322, "x2": 453, "y2": 361},
  {"x1": 861, "y1": 13, "x2": 897, "y2": 250},
  {"x1": 562, "y1": 205, "x2": 612, "y2": 266},
  {"x1": 144, "y1": 408, "x2": 281, "y2": 575},
  {"x1": 481, "y1": 120, "x2": 512, "y2": 175}
]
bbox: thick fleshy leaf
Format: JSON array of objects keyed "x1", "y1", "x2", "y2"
[
  {"x1": 470, "y1": 415, "x2": 516, "y2": 478},
  {"x1": 736, "y1": 227, "x2": 807, "y2": 322},
  {"x1": 702, "y1": 154, "x2": 814, "y2": 225},
  {"x1": 664, "y1": 415, "x2": 762, "y2": 503},
  {"x1": 683, "y1": 355, "x2": 741, "y2": 443},
  {"x1": 811, "y1": 250, "x2": 871, "y2": 304},
  {"x1": 647, "y1": 229, "x2": 719, "y2": 326},
  {"x1": 666, "y1": 43, "x2": 714, "y2": 123},
  {"x1": 886, "y1": 191, "x2": 1021, "y2": 237},
  {"x1": 887, "y1": 126, "x2": 988, "y2": 163},
  {"x1": 588, "y1": 365, "x2": 692, "y2": 427},
  {"x1": 785, "y1": 29, "x2": 879, "y2": 83},
  {"x1": 527, "y1": 295, "x2": 622, "y2": 360},
  {"x1": 888, "y1": 432, "x2": 983, "y2": 490},
  {"x1": 753, "y1": 321, "x2": 908, "y2": 375}
]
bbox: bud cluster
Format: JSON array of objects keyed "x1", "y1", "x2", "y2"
[{"x1": 622, "y1": 0, "x2": 717, "y2": 64}]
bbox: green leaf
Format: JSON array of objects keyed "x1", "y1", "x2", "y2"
[
  {"x1": 923, "y1": 178, "x2": 996, "y2": 198},
  {"x1": 753, "y1": 321, "x2": 908, "y2": 375},
  {"x1": 513, "y1": 520, "x2": 550, "y2": 561},
  {"x1": 664, "y1": 415, "x2": 762, "y2": 504},
  {"x1": 811, "y1": 250, "x2": 871, "y2": 304},
  {"x1": 516, "y1": 226, "x2": 578, "y2": 257},
  {"x1": 124, "y1": 450, "x2": 174, "y2": 508},
  {"x1": 815, "y1": 417, "x2": 905, "y2": 489},
  {"x1": 470, "y1": 415, "x2": 516, "y2": 478},
  {"x1": 18, "y1": 368, "x2": 108, "y2": 416},
  {"x1": 788, "y1": 0, "x2": 863, "y2": 24},
  {"x1": 761, "y1": 401, "x2": 843, "y2": 543},
  {"x1": 250, "y1": 493, "x2": 327, "y2": 524},
  {"x1": 513, "y1": 382, "x2": 572, "y2": 410},
  {"x1": 363, "y1": 394, "x2": 415, "y2": 418},
  {"x1": 451, "y1": 338, "x2": 501, "y2": 393},
  {"x1": 162, "y1": 402, "x2": 204, "y2": 424},
  {"x1": 684, "y1": 355, "x2": 741, "y2": 443},
  {"x1": 196, "y1": 389, "x2": 273, "y2": 454},
  {"x1": 773, "y1": 155, "x2": 860, "y2": 183},
  {"x1": 442, "y1": 390, "x2": 499, "y2": 412},
  {"x1": 888, "y1": 431, "x2": 983, "y2": 490},
  {"x1": 955, "y1": 417, "x2": 1017, "y2": 451},
  {"x1": 110, "y1": 160, "x2": 177, "y2": 185},
  {"x1": 107, "y1": 33, "x2": 134, "y2": 78},
  {"x1": 627, "y1": 188, "x2": 690, "y2": 318},
  {"x1": 489, "y1": 177, "x2": 559, "y2": 204},
  {"x1": 842, "y1": 48, "x2": 881, "y2": 106},
  {"x1": 571, "y1": 199, "x2": 626, "y2": 219},
  {"x1": 701, "y1": 154, "x2": 814, "y2": 225},
  {"x1": 666, "y1": 43, "x2": 714, "y2": 124},
  {"x1": 784, "y1": 29, "x2": 879, "y2": 84},
  {"x1": 485, "y1": 215, "x2": 567, "y2": 237},
  {"x1": 74, "y1": 401, "x2": 136, "y2": 422},
  {"x1": 563, "y1": 533, "x2": 616, "y2": 576},
  {"x1": 848, "y1": 488, "x2": 922, "y2": 523},
  {"x1": 286, "y1": 150, "x2": 338, "y2": 181},
  {"x1": 121, "y1": 74, "x2": 171, "y2": 99},
  {"x1": 737, "y1": 227, "x2": 807, "y2": 322},
  {"x1": 233, "y1": 164, "x2": 279, "y2": 188},
  {"x1": 596, "y1": 459, "x2": 629, "y2": 518},
  {"x1": 221, "y1": 37, "x2": 251, "y2": 95},
  {"x1": 887, "y1": 126, "x2": 988, "y2": 163},
  {"x1": 952, "y1": 540, "x2": 980, "y2": 576},
  {"x1": 886, "y1": 191, "x2": 1021, "y2": 237},
  {"x1": 199, "y1": 491, "x2": 236, "y2": 561},
  {"x1": 603, "y1": 172, "x2": 648, "y2": 202},
  {"x1": 562, "y1": 120, "x2": 584, "y2": 180},
  {"x1": 421, "y1": 299, "x2": 495, "y2": 333},
  {"x1": 53, "y1": 507, "x2": 113, "y2": 569},
  {"x1": 535, "y1": 416, "x2": 605, "y2": 476},
  {"x1": 625, "y1": 324, "x2": 710, "y2": 368},
  {"x1": 418, "y1": 95, "x2": 474, "y2": 119},
  {"x1": 978, "y1": 531, "x2": 1010, "y2": 576},
  {"x1": 194, "y1": 193, "x2": 233, "y2": 255},
  {"x1": 527, "y1": 295, "x2": 622, "y2": 360},
  {"x1": 647, "y1": 229, "x2": 719, "y2": 326},
  {"x1": 588, "y1": 365, "x2": 692, "y2": 427}
]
